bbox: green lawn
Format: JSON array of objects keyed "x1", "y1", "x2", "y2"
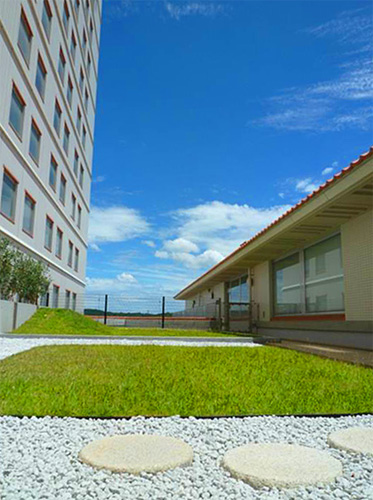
[
  {"x1": 1, "y1": 345, "x2": 372, "y2": 417},
  {"x1": 13, "y1": 308, "x2": 236, "y2": 337}
]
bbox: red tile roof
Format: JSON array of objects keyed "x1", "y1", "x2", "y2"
[{"x1": 175, "y1": 146, "x2": 373, "y2": 298}]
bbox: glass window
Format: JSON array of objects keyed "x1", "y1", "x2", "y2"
[
  {"x1": 82, "y1": 31, "x2": 87, "y2": 53},
  {"x1": 44, "y1": 216, "x2": 53, "y2": 250},
  {"x1": 79, "y1": 166, "x2": 84, "y2": 188},
  {"x1": 76, "y1": 108, "x2": 82, "y2": 134},
  {"x1": 18, "y1": 10, "x2": 33, "y2": 64},
  {"x1": 82, "y1": 126, "x2": 86, "y2": 149},
  {"x1": 74, "y1": 248, "x2": 79, "y2": 271},
  {"x1": 59, "y1": 174, "x2": 66, "y2": 204},
  {"x1": 87, "y1": 54, "x2": 91, "y2": 78},
  {"x1": 65, "y1": 290, "x2": 71, "y2": 309},
  {"x1": 41, "y1": 0, "x2": 52, "y2": 39},
  {"x1": 29, "y1": 121, "x2": 41, "y2": 163},
  {"x1": 68, "y1": 241, "x2": 73, "y2": 267},
  {"x1": 58, "y1": 48, "x2": 66, "y2": 83},
  {"x1": 74, "y1": 150, "x2": 79, "y2": 175},
  {"x1": 70, "y1": 31, "x2": 77, "y2": 61},
  {"x1": 79, "y1": 69, "x2": 84, "y2": 93},
  {"x1": 52, "y1": 285, "x2": 59, "y2": 308},
  {"x1": 67, "y1": 77, "x2": 73, "y2": 106},
  {"x1": 228, "y1": 275, "x2": 249, "y2": 303},
  {"x1": 1, "y1": 171, "x2": 18, "y2": 221},
  {"x1": 75, "y1": 0, "x2": 80, "y2": 14},
  {"x1": 49, "y1": 156, "x2": 57, "y2": 190},
  {"x1": 305, "y1": 234, "x2": 344, "y2": 313},
  {"x1": 84, "y1": 90, "x2": 89, "y2": 112},
  {"x1": 273, "y1": 253, "x2": 301, "y2": 315},
  {"x1": 77, "y1": 205, "x2": 82, "y2": 228},
  {"x1": 53, "y1": 100, "x2": 61, "y2": 135},
  {"x1": 63, "y1": 125, "x2": 70, "y2": 154},
  {"x1": 56, "y1": 227, "x2": 63, "y2": 258},
  {"x1": 22, "y1": 192, "x2": 35, "y2": 235},
  {"x1": 72, "y1": 292, "x2": 77, "y2": 310},
  {"x1": 35, "y1": 55, "x2": 47, "y2": 99},
  {"x1": 71, "y1": 194, "x2": 76, "y2": 219},
  {"x1": 62, "y1": 1, "x2": 70, "y2": 32},
  {"x1": 9, "y1": 86, "x2": 25, "y2": 137}
]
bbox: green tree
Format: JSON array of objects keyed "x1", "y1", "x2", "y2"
[
  {"x1": 0, "y1": 237, "x2": 16, "y2": 299},
  {"x1": 0, "y1": 236, "x2": 51, "y2": 304}
]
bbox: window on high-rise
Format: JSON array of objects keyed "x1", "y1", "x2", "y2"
[
  {"x1": 53, "y1": 100, "x2": 62, "y2": 136},
  {"x1": 42, "y1": 0, "x2": 53, "y2": 40},
  {"x1": 77, "y1": 204, "x2": 82, "y2": 228},
  {"x1": 79, "y1": 68, "x2": 84, "y2": 93},
  {"x1": 59, "y1": 174, "x2": 66, "y2": 204},
  {"x1": 49, "y1": 156, "x2": 58, "y2": 190},
  {"x1": 22, "y1": 192, "x2": 36, "y2": 236},
  {"x1": 63, "y1": 124, "x2": 70, "y2": 155},
  {"x1": 18, "y1": 9, "x2": 33, "y2": 65},
  {"x1": 1, "y1": 170, "x2": 18, "y2": 222},
  {"x1": 68, "y1": 240, "x2": 73, "y2": 267},
  {"x1": 52, "y1": 284, "x2": 59, "y2": 308},
  {"x1": 56, "y1": 227, "x2": 63, "y2": 259},
  {"x1": 82, "y1": 125, "x2": 87, "y2": 149},
  {"x1": 67, "y1": 76, "x2": 73, "y2": 107},
  {"x1": 65, "y1": 290, "x2": 71, "y2": 308},
  {"x1": 76, "y1": 107, "x2": 82, "y2": 134},
  {"x1": 74, "y1": 150, "x2": 79, "y2": 175},
  {"x1": 62, "y1": 1, "x2": 70, "y2": 33},
  {"x1": 35, "y1": 54, "x2": 47, "y2": 100},
  {"x1": 74, "y1": 248, "x2": 79, "y2": 271},
  {"x1": 9, "y1": 85, "x2": 26, "y2": 138},
  {"x1": 71, "y1": 193, "x2": 76, "y2": 219},
  {"x1": 79, "y1": 166, "x2": 84, "y2": 188},
  {"x1": 44, "y1": 216, "x2": 54, "y2": 251},
  {"x1": 29, "y1": 120, "x2": 42, "y2": 164},
  {"x1": 70, "y1": 31, "x2": 77, "y2": 62},
  {"x1": 58, "y1": 48, "x2": 66, "y2": 83}
]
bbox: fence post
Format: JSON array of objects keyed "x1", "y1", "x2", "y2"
[
  {"x1": 161, "y1": 296, "x2": 165, "y2": 329},
  {"x1": 104, "y1": 294, "x2": 108, "y2": 325}
]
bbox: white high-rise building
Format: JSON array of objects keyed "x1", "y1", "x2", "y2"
[{"x1": 0, "y1": 0, "x2": 102, "y2": 310}]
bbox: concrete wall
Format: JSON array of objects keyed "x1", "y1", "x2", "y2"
[
  {"x1": 342, "y1": 209, "x2": 373, "y2": 321},
  {"x1": 0, "y1": 299, "x2": 37, "y2": 332}
]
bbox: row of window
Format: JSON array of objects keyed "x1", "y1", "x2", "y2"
[
  {"x1": 0, "y1": 169, "x2": 81, "y2": 274},
  {"x1": 43, "y1": 285, "x2": 77, "y2": 310},
  {"x1": 18, "y1": 5, "x2": 91, "y2": 162},
  {"x1": 9, "y1": 83, "x2": 85, "y2": 224}
]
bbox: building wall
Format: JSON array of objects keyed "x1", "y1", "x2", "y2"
[
  {"x1": 0, "y1": 0, "x2": 102, "y2": 305},
  {"x1": 251, "y1": 261, "x2": 271, "y2": 321},
  {"x1": 342, "y1": 209, "x2": 373, "y2": 321}
]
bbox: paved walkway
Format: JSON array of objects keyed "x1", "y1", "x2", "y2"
[{"x1": 272, "y1": 340, "x2": 373, "y2": 367}]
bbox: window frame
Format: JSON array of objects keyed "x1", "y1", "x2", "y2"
[
  {"x1": 59, "y1": 173, "x2": 66, "y2": 205},
  {"x1": 68, "y1": 240, "x2": 73, "y2": 267},
  {"x1": 1, "y1": 168, "x2": 19, "y2": 223},
  {"x1": 272, "y1": 232, "x2": 344, "y2": 318},
  {"x1": 35, "y1": 53, "x2": 47, "y2": 100},
  {"x1": 55, "y1": 227, "x2": 63, "y2": 259},
  {"x1": 49, "y1": 155, "x2": 58, "y2": 191},
  {"x1": 41, "y1": 0, "x2": 53, "y2": 40},
  {"x1": 22, "y1": 190, "x2": 36, "y2": 237},
  {"x1": 58, "y1": 47, "x2": 66, "y2": 84},
  {"x1": 18, "y1": 9, "x2": 33, "y2": 66},
  {"x1": 63, "y1": 123, "x2": 70, "y2": 155},
  {"x1": 29, "y1": 118, "x2": 42, "y2": 164},
  {"x1": 9, "y1": 83, "x2": 26, "y2": 140},
  {"x1": 44, "y1": 215, "x2": 54, "y2": 251},
  {"x1": 53, "y1": 99, "x2": 62, "y2": 136}
]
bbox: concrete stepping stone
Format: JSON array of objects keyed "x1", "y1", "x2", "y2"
[
  {"x1": 222, "y1": 443, "x2": 342, "y2": 488},
  {"x1": 79, "y1": 434, "x2": 193, "y2": 473},
  {"x1": 328, "y1": 427, "x2": 373, "y2": 455}
]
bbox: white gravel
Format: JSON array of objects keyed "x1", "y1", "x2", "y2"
[
  {"x1": 1, "y1": 415, "x2": 372, "y2": 500},
  {"x1": 0, "y1": 338, "x2": 372, "y2": 499},
  {"x1": 0, "y1": 337, "x2": 259, "y2": 361}
]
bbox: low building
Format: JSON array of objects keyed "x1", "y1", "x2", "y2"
[{"x1": 175, "y1": 148, "x2": 373, "y2": 350}]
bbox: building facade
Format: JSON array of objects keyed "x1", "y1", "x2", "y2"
[
  {"x1": 0, "y1": 0, "x2": 102, "y2": 310},
  {"x1": 175, "y1": 149, "x2": 373, "y2": 349}
]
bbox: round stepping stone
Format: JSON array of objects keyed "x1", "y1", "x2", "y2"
[
  {"x1": 328, "y1": 427, "x2": 373, "y2": 455},
  {"x1": 79, "y1": 434, "x2": 193, "y2": 473},
  {"x1": 222, "y1": 443, "x2": 342, "y2": 488}
]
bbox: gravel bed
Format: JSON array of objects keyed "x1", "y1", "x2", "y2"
[
  {"x1": 0, "y1": 337, "x2": 259, "y2": 361},
  {"x1": 1, "y1": 414, "x2": 372, "y2": 500}
]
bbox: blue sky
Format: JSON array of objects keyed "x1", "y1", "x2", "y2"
[{"x1": 86, "y1": 0, "x2": 373, "y2": 297}]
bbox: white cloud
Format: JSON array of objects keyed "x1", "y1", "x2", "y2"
[
  {"x1": 253, "y1": 9, "x2": 373, "y2": 132},
  {"x1": 92, "y1": 175, "x2": 105, "y2": 184},
  {"x1": 163, "y1": 238, "x2": 199, "y2": 253},
  {"x1": 142, "y1": 240, "x2": 156, "y2": 248},
  {"x1": 164, "y1": 2, "x2": 224, "y2": 20},
  {"x1": 89, "y1": 243, "x2": 101, "y2": 252},
  {"x1": 86, "y1": 272, "x2": 137, "y2": 292},
  {"x1": 322, "y1": 167, "x2": 334, "y2": 176},
  {"x1": 88, "y1": 206, "x2": 149, "y2": 244},
  {"x1": 278, "y1": 192, "x2": 285, "y2": 199},
  {"x1": 154, "y1": 201, "x2": 290, "y2": 270},
  {"x1": 295, "y1": 178, "x2": 320, "y2": 194}
]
